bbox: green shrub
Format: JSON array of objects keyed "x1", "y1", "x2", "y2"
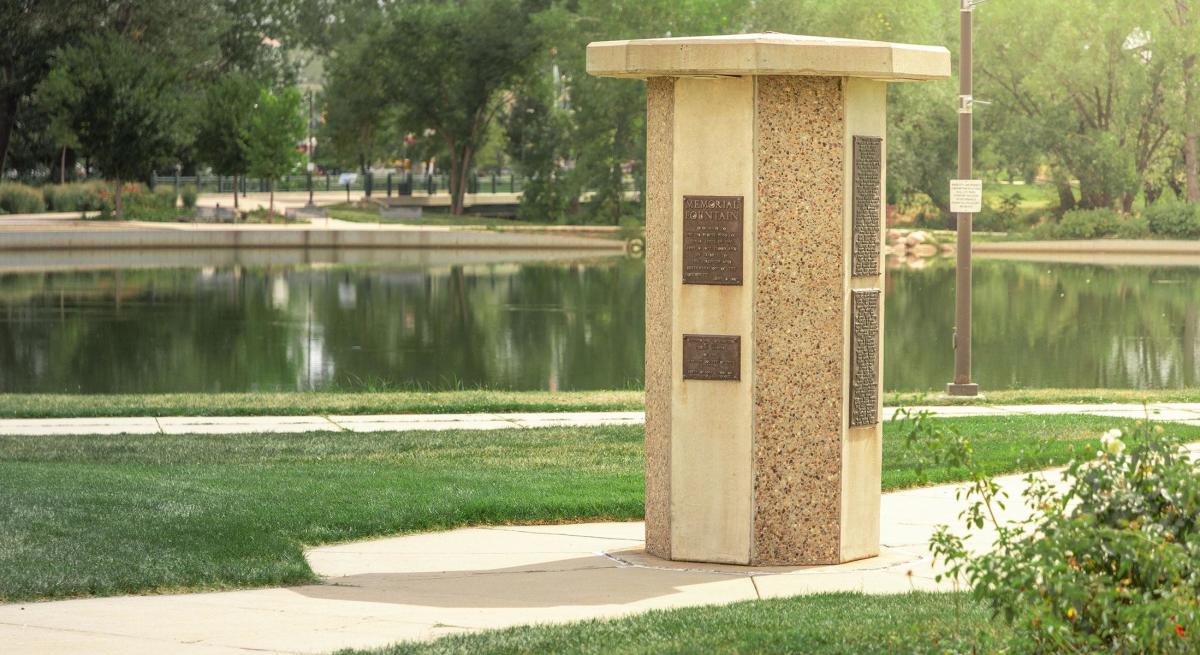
[
  {"x1": 1144, "y1": 202, "x2": 1200, "y2": 239},
  {"x1": 91, "y1": 183, "x2": 115, "y2": 218},
  {"x1": 180, "y1": 184, "x2": 198, "y2": 209},
  {"x1": 900, "y1": 412, "x2": 1200, "y2": 654},
  {"x1": 42, "y1": 185, "x2": 68, "y2": 211},
  {"x1": 92, "y1": 183, "x2": 180, "y2": 221},
  {"x1": 0, "y1": 183, "x2": 46, "y2": 214},
  {"x1": 152, "y1": 186, "x2": 178, "y2": 209},
  {"x1": 2, "y1": 183, "x2": 44, "y2": 213},
  {"x1": 123, "y1": 186, "x2": 173, "y2": 213},
  {"x1": 1116, "y1": 215, "x2": 1151, "y2": 239},
  {"x1": 1054, "y1": 208, "x2": 1122, "y2": 239},
  {"x1": 974, "y1": 192, "x2": 1022, "y2": 233},
  {"x1": 42, "y1": 183, "x2": 101, "y2": 212},
  {"x1": 1030, "y1": 221, "x2": 1057, "y2": 240}
]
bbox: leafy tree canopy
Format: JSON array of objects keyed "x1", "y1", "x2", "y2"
[
  {"x1": 37, "y1": 33, "x2": 191, "y2": 217},
  {"x1": 374, "y1": 0, "x2": 545, "y2": 214},
  {"x1": 243, "y1": 86, "x2": 306, "y2": 213}
]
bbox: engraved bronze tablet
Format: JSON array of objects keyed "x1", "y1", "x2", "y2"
[
  {"x1": 682, "y1": 195, "x2": 743, "y2": 285},
  {"x1": 682, "y1": 334, "x2": 740, "y2": 381},
  {"x1": 850, "y1": 289, "x2": 880, "y2": 426},
  {"x1": 852, "y1": 136, "x2": 882, "y2": 278}
]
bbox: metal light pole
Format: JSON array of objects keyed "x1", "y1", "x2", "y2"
[
  {"x1": 949, "y1": 0, "x2": 979, "y2": 396},
  {"x1": 305, "y1": 90, "x2": 316, "y2": 209}
]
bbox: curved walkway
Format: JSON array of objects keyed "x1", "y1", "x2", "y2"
[
  {"x1": 3, "y1": 407, "x2": 1198, "y2": 653},
  {"x1": 1, "y1": 403, "x2": 1199, "y2": 436},
  {"x1": 5, "y1": 441, "x2": 1198, "y2": 655}
]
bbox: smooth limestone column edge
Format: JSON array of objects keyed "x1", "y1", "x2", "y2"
[
  {"x1": 839, "y1": 77, "x2": 887, "y2": 562},
  {"x1": 668, "y1": 76, "x2": 756, "y2": 565}
]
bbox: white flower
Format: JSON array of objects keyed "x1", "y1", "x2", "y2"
[{"x1": 1100, "y1": 428, "x2": 1125, "y2": 456}]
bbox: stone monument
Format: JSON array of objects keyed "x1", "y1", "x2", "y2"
[{"x1": 587, "y1": 34, "x2": 950, "y2": 565}]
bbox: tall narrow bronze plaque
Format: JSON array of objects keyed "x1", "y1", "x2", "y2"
[
  {"x1": 852, "y1": 136, "x2": 882, "y2": 277},
  {"x1": 850, "y1": 289, "x2": 880, "y2": 427},
  {"x1": 682, "y1": 195, "x2": 743, "y2": 285},
  {"x1": 682, "y1": 334, "x2": 740, "y2": 381}
]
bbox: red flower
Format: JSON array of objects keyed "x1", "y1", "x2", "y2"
[{"x1": 1177, "y1": 624, "x2": 1186, "y2": 638}]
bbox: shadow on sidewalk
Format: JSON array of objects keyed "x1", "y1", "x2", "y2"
[{"x1": 292, "y1": 554, "x2": 744, "y2": 609}]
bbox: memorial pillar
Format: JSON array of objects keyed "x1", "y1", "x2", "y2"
[{"x1": 587, "y1": 34, "x2": 950, "y2": 565}]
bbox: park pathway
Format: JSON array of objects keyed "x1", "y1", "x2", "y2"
[
  {"x1": 4, "y1": 439, "x2": 1198, "y2": 655},
  {"x1": 2, "y1": 403, "x2": 1200, "y2": 436},
  {"x1": 2, "y1": 406, "x2": 1199, "y2": 653}
]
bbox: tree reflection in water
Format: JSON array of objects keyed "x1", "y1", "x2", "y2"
[{"x1": 0, "y1": 256, "x2": 1195, "y2": 393}]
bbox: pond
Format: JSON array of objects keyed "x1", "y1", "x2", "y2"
[{"x1": 0, "y1": 250, "x2": 1196, "y2": 393}]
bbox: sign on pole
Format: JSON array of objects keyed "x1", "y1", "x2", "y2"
[{"x1": 949, "y1": 179, "x2": 982, "y2": 214}]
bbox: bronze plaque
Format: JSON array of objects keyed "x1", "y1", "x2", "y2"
[
  {"x1": 682, "y1": 334, "x2": 740, "y2": 381},
  {"x1": 852, "y1": 136, "x2": 882, "y2": 278},
  {"x1": 850, "y1": 289, "x2": 880, "y2": 427},
  {"x1": 682, "y1": 195, "x2": 743, "y2": 285}
]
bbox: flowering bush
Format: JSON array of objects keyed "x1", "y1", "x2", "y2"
[
  {"x1": 42, "y1": 182, "x2": 109, "y2": 212},
  {"x1": 896, "y1": 411, "x2": 1200, "y2": 653},
  {"x1": 96, "y1": 183, "x2": 185, "y2": 221}
]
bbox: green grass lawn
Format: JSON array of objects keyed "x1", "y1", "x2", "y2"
[
  {"x1": 887, "y1": 387, "x2": 1200, "y2": 407},
  {"x1": 0, "y1": 389, "x2": 644, "y2": 419},
  {"x1": 2, "y1": 414, "x2": 1195, "y2": 602},
  {"x1": 2, "y1": 387, "x2": 1198, "y2": 419},
  {"x1": 338, "y1": 592, "x2": 997, "y2": 655},
  {"x1": 985, "y1": 180, "x2": 1058, "y2": 210},
  {"x1": 328, "y1": 202, "x2": 528, "y2": 228}
]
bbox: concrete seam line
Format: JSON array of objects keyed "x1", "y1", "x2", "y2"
[
  {"x1": 482, "y1": 526, "x2": 642, "y2": 542},
  {"x1": 322, "y1": 416, "x2": 349, "y2": 432}
]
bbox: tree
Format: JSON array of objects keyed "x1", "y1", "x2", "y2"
[
  {"x1": 4, "y1": 0, "x2": 314, "y2": 179},
  {"x1": 977, "y1": 0, "x2": 1176, "y2": 211},
  {"x1": 524, "y1": 0, "x2": 750, "y2": 224},
  {"x1": 321, "y1": 30, "x2": 394, "y2": 173},
  {"x1": 0, "y1": 0, "x2": 98, "y2": 174},
  {"x1": 1164, "y1": 0, "x2": 1200, "y2": 202},
  {"x1": 504, "y1": 61, "x2": 572, "y2": 222},
  {"x1": 376, "y1": 0, "x2": 545, "y2": 215},
  {"x1": 243, "y1": 86, "x2": 305, "y2": 216},
  {"x1": 196, "y1": 74, "x2": 260, "y2": 210},
  {"x1": 38, "y1": 33, "x2": 189, "y2": 218}
]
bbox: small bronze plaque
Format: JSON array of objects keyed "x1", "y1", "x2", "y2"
[
  {"x1": 850, "y1": 289, "x2": 881, "y2": 427},
  {"x1": 682, "y1": 334, "x2": 740, "y2": 381},
  {"x1": 852, "y1": 136, "x2": 882, "y2": 278},
  {"x1": 682, "y1": 195, "x2": 743, "y2": 285}
]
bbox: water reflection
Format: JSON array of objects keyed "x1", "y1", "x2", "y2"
[
  {"x1": 0, "y1": 254, "x2": 646, "y2": 393},
  {"x1": 0, "y1": 251, "x2": 1196, "y2": 393},
  {"x1": 885, "y1": 257, "x2": 1200, "y2": 391}
]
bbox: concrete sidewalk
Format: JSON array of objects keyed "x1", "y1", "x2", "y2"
[
  {"x1": 6, "y1": 442, "x2": 1197, "y2": 655},
  {"x1": 2, "y1": 403, "x2": 1199, "y2": 436}
]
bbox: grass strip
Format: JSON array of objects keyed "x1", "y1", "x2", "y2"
[
  {"x1": 1, "y1": 414, "x2": 1195, "y2": 601},
  {"x1": 336, "y1": 591, "x2": 997, "y2": 655},
  {"x1": 886, "y1": 387, "x2": 1200, "y2": 406},
  {"x1": 3, "y1": 388, "x2": 1200, "y2": 419},
  {"x1": 0, "y1": 390, "x2": 644, "y2": 419},
  {"x1": 328, "y1": 203, "x2": 525, "y2": 228}
]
